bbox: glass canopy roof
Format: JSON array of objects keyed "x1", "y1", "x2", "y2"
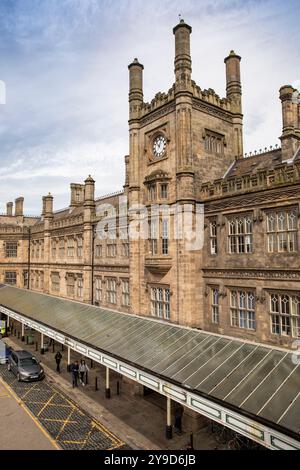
[{"x1": 0, "y1": 285, "x2": 299, "y2": 438}]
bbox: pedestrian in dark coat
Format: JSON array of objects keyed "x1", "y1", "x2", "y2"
[
  {"x1": 71, "y1": 360, "x2": 79, "y2": 387},
  {"x1": 55, "y1": 351, "x2": 62, "y2": 373},
  {"x1": 174, "y1": 405, "x2": 184, "y2": 433}
]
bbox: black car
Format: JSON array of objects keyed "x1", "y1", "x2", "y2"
[{"x1": 8, "y1": 350, "x2": 45, "y2": 382}]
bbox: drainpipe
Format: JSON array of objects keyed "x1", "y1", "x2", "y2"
[
  {"x1": 91, "y1": 225, "x2": 95, "y2": 305},
  {"x1": 27, "y1": 227, "x2": 31, "y2": 289}
]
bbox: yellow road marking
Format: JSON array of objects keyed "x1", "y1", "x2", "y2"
[
  {"x1": 21, "y1": 382, "x2": 39, "y2": 399},
  {"x1": 55, "y1": 406, "x2": 76, "y2": 441},
  {"x1": 51, "y1": 389, "x2": 124, "y2": 446},
  {"x1": 20, "y1": 387, "x2": 123, "y2": 447},
  {"x1": 0, "y1": 393, "x2": 9, "y2": 398},
  {"x1": 91, "y1": 419, "x2": 123, "y2": 446},
  {"x1": 59, "y1": 439, "x2": 85, "y2": 445},
  {"x1": 108, "y1": 441, "x2": 126, "y2": 450},
  {"x1": 80, "y1": 426, "x2": 94, "y2": 450},
  {"x1": 42, "y1": 418, "x2": 77, "y2": 424},
  {"x1": 0, "y1": 377, "x2": 60, "y2": 450},
  {"x1": 3, "y1": 364, "x2": 124, "y2": 449},
  {"x1": 37, "y1": 392, "x2": 56, "y2": 417},
  {"x1": 24, "y1": 400, "x2": 73, "y2": 409},
  {"x1": 64, "y1": 398, "x2": 84, "y2": 415}
]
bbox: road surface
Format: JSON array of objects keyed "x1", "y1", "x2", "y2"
[
  {"x1": 0, "y1": 378, "x2": 57, "y2": 450},
  {"x1": 0, "y1": 365, "x2": 126, "y2": 450}
]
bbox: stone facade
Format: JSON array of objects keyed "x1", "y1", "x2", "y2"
[{"x1": 0, "y1": 20, "x2": 300, "y2": 350}]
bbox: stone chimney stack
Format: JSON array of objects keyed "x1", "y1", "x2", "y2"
[
  {"x1": 41, "y1": 196, "x2": 46, "y2": 216},
  {"x1": 128, "y1": 58, "x2": 144, "y2": 121},
  {"x1": 6, "y1": 202, "x2": 13, "y2": 216},
  {"x1": 83, "y1": 175, "x2": 96, "y2": 302},
  {"x1": 84, "y1": 175, "x2": 95, "y2": 207},
  {"x1": 224, "y1": 50, "x2": 243, "y2": 159},
  {"x1": 70, "y1": 183, "x2": 85, "y2": 207},
  {"x1": 44, "y1": 193, "x2": 53, "y2": 218},
  {"x1": 173, "y1": 19, "x2": 192, "y2": 90},
  {"x1": 224, "y1": 50, "x2": 242, "y2": 114},
  {"x1": 280, "y1": 85, "x2": 300, "y2": 161},
  {"x1": 15, "y1": 197, "x2": 24, "y2": 216},
  {"x1": 124, "y1": 155, "x2": 129, "y2": 189},
  {"x1": 298, "y1": 98, "x2": 300, "y2": 132}
]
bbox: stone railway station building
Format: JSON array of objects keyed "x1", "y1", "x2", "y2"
[{"x1": 1, "y1": 20, "x2": 300, "y2": 352}]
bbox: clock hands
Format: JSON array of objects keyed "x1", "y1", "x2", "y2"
[{"x1": 153, "y1": 136, "x2": 166, "y2": 158}]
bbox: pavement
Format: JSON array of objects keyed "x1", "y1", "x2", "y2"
[
  {"x1": 3, "y1": 330, "x2": 222, "y2": 450},
  {"x1": 0, "y1": 378, "x2": 57, "y2": 450}
]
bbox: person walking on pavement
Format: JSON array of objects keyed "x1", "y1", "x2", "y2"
[
  {"x1": 71, "y1": 360, "x2": 79, "y2": 388},
  {"x1": 55, "y1": 350, "x2": 62, "y2": 373},
  {"x1": 79, "y1": 359, "x2": 89, "y2": 386},
  {"x1": 174, "y1": 405, "x2": 184, "y2": 434}
]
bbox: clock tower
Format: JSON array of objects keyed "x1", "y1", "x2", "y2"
[{"x1": 127, "y1": 20, "x2": 244, "y2": 327}]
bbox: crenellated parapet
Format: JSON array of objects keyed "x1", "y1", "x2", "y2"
[
  {"x1": 191, "y1": 82, "x2": 231, "y2": 111},
  {"x1": 29, "y1": 214, "x2": 84, "y2": 234},
  {"x1": 0, "y1": 225, "x2": 24, "y2": 234},
  {"x1": 51, "y1": 214, "x2": 84, "y2": 230},
  {"x1": 131, "y1": 16, "x2": 243, "y2": 171},
  {"x1": 140, "y1": 81, "x2": 233, "y2": 118},
  {"x1": 200, "y1": 159, "x2": 300, "y2": 200},
  {"x1": 141, "y1": 85, "x2": 175, "y2": 117}
]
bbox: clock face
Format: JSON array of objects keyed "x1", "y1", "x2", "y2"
[{"x1": 153, "y1": 135, "x2": 167, "y2": 159}]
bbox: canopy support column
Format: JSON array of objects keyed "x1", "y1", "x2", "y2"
[
  {"x1": 105, "y1": 367, "x2": 111, "y2": 399},
  {"x1": 21, "y1": 322, "x2": 25, "y2": 342},
  {"x1": 166, "y1": 396, "x2": 173, "y2": 439},
  {"x1": 67, "y1": 346, "x2": 71, "y2": 372},
  {"x1": 166, "y1": 397, "x2": 173, "y2": 439},
  {"x1": 41, "y1": 332, "x2": 44, "y2": 354}
]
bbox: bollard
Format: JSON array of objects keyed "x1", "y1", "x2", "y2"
[
  {"x1": 190, "y1": 432, "x2": 194, "y2": 449},
  {"x1": 85, "y1": 371, "x2": 88, "y2": 385},
  {"x1": 35, "y1": 342, "x2": 38, "y2": 352},
  {"x1": 90, "y1": 359, "x2": 93, "y2": 369},
  {"x1": 117, "y1": 380, "x2": 120, "y2": 395},
  {"x1": 95, "y1": 377, "x2": 98, "y2": 391},
  {"x1": 166, "y1": 425, "x2": 173, "y2": 440}
]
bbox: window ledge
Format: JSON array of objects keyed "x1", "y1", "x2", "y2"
[{"x1": 145, "y1": 256, "x2": 172, "y2": 274}]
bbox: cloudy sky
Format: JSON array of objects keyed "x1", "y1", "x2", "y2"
[{"x1": 0, "y1": 0, "x2": 299, "y2": 215}]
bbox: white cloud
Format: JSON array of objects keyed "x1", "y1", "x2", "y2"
[
  {"x1": 0, "y1": 80, "x2": 6, "y2": 104},
  {"x1": 0, "y1": 0, "x2": 299, "y2": 215}
]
